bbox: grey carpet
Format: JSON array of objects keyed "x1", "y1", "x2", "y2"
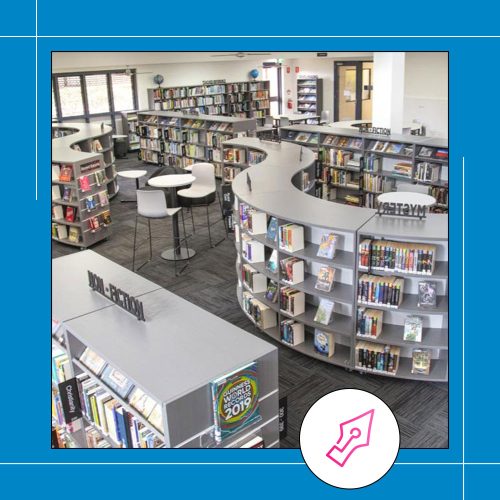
[{"x1": 52, "y1": 154, "x2": 448, "y2": 449}]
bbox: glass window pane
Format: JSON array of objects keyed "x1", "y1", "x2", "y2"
[
  {"x1": 85, "y1": 74, "x2": 110, "y2": 114},
  {"x1": 57, "y1": 76, "x2": 84, "y2": 117},
  {"x1": 52, "y1": 88, "x2": 57, "y2": 120},
  {"x1": 111, "y1": 72, "x2": 134, "y2": 111}
]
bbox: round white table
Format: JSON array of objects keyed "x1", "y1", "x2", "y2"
[
  {"x1": 148, "y1": 174, "x2": 196, "y2": 261},
  {"x1": 117, "y1": 170, "x2": 148, "y2": 203}
]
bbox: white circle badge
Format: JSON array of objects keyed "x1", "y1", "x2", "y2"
[{"x1": 300, "y1": 389, "x2": 400, "y2": 489}]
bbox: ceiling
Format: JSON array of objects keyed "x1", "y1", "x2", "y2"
[{"x1": 52, "y1": 51, "x2": 374, "y2": 71}]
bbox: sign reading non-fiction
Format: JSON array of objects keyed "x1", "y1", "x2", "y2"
[
  {"x1": 210, "y1": 362, "x2": 260, "y2": 443},
  {"x1": 58, "y1": 378, "x2": 82, "y2": 424},
  {"x1": 87, "y1": 270, "x2": 146, "y2": 321},
  {"x1": 360, "y1": 125, "x2": 391, "y2": 136}
]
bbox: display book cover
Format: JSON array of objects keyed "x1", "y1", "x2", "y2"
[
  {"x1": 210, "y1": 361, "x2": 261, "y2": 444},
  {"x1": 101, "y1": 365, "x2": 135, "y2": 399}
]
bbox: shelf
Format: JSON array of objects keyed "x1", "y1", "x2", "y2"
[
  {"x1": 52, "y1": 236, "x2": 85, "y2": 248},
  {"x1": 81, "y1": 413, "x2": 121, "y2": 448},
  {"x1": 356, "y1": 323, "x2": 448, "y2": 349},
  {"x1": 52, "y1": 198, "x2": 79, "y2": 208},
  {"x1": 73, "y1": 358, "x2": 165, "y2": 443},
  {"x1": 358, "y1": 260, "x2": 448, "y2": 279},
  {"x1": 415, "y1": 156, "x2": 448, "y2": 164},
  {"x1": 52, "y1": 218, "x2": 82, "y2": 228},
  {"x1": 245, "y1": 258, "x2": 278, "y2": 281},
  {"x1": 280, "y1": 272, "x2": 353, "y2": 305},
  {"x1": 323, "y1": 163, "x2": 361, "y2": 172},
  {"x1": 357, "y1": 293, "x2": 447, "y2": 315},
  {"x1": 281, "y1": 303, "x2": 353, "y2": 337},
  {"x1": 279, "y1": 244, "x2": 355, "y2": 270}
]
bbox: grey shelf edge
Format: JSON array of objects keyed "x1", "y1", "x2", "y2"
[{"x1": 73, "y1": 358, "x2": 166, "y2": 443}]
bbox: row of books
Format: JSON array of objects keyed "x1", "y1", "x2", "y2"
[
  {"x1": 78, "y1": 374, "x2": 163, "y2": 448},
  {"x1": 52, "y1": 224, "x2": 81, "y2": 243},
  {"x1": 418, "y1": 146, "x2": 448, "y2": 160},
  {"x1": 52, "y1": 205, "x2": 78, "y2": 223},
  {"x1": 248, "y1": 150, "x2": 266, "y2": 165},
  {"x1": 283, "y1": 131, "x2": 319, "y2": 144},
  {"x1": 358, "y1": 274, "x2": 405, "y2": 308},
  {"x1": 415, "y1": 162, "x2": 441, "y2": 183},
  {"x1": 279, "y1": 223, "x2": 305, "y2": 252},
  {"x1": 359, "y1": 239, "x2": 437, "y2": 275},
  {"x1": 242, "y1": 291, "x2": 277, "y2": 330},
  {"x1": 320, "y1": 148, "x2": 359, "y2": 168},
  {"x1": 362, "y1": 173, "x2": 383, "y2": 193},
  {"x1": 280, "y1": 287, "x2": 305, "y2": 316},
  {"x1": 223, "y1": 166, "x2": 241, "y2": 182},
  {"x1": 79, "y1": 347, "x2": 163, "y2": 433},
  {"x1": 153, "y1": 82, "x2": 268, "y2": 101},
  {"x1": 52, "y1": 347, "x2": 71, "y2": 385},
  {"x1": 356, "y1": 341, "x2": 400, "y2": 373},
  {"x1": 224, "y1": 147, "x2": 246, "y2": 164}
]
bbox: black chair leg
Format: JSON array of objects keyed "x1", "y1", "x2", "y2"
[
  {"x1": 190, "y1": 207, "x2": 195, "y2": 233},
  {"x1": 132, "y1": 215, "x2": 139, "y2": 271},
  {"x1": 206, "y1": 203, "x2": 213, "y2": 247},
  {"x1": 216, "y1": 190, "x2": 229, "y2": 238}
]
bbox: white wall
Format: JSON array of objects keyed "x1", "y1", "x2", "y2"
[{"x1": 403, "y1": 52, "x2": 448, "y2": 137}]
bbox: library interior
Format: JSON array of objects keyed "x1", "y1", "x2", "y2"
[{"x1": 51, "y1": 51, "x2": 449, "y2": 450}]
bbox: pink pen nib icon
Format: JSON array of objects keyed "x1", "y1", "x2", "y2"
[{"x1": 325, "y1": 409, "x2": 375, "y2": 467}]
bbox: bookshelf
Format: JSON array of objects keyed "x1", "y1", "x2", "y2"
[
  {"x1": 296, "y1": 75, "x2": 323, "y2": 117},
  {"x1": 137, "y1": 110, "x2": 256, "y2": 178},
  {"x1": 119, "y1": 110, "x2": 140, "y2": 151},
  {"x1": 52, "y1": 251, "x2": 279, "y2": 448},
  {"x1": 148, "y1": 80, "x2": 271, "y2": 123},
  {"x1": 52, "y1": 124, "x2": 117, "y2": 248},
  {"x1": 281, "y1": 125, "x2": 448, "y2": 213},
  {"x1": 230, "y1": 137, "x2": 448, "y2": 382},
  {"x1": 53, "y1": 123, "x2": 118, "y2": 200}
]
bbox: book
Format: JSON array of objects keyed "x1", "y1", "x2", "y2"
[
  {"x1": 278, "y1": 224, "x2": 304, "y2": 252},
  {"x1": 56, "y1": 224, "x2": 68, "y2": 240},
  {"x1": 266, "y1": 249, "x2": 278, "y2": 273},
  {"x1": 79, "y1": 175, "x2": 91, "y2": 192},
  {"x1": 68, "y1": 227, "x2": 80, "y2": 243},
  {"x1": 314, "y1": 329, "x2": 335, "y2": 357},
  {"x1": 65, "y1": 206, "x2": 75, "y2": 222},
  {"x1": 317, "y1": 233, "x2": 337, "y2": 259},
  {"x1": 98, "y1": 191, "x2": 109, "y2": 206},
  {"x1": 210, "y1": 363, "x2": 260, "y2": 443},
  {"x1": 279, "y1": 287, "x2": 305, "y2": 316},
  {"x1": 147, "y1": 404, "x2": 164, "y2": 431},
  {"x1": 315, "y1": 266, "x2": 335, "y2": 292},
  {"x1": 280, "y1": 319, "x2": 305, "y2": 346},
  {"x1": 59, "y1": 165, "x2": 73, "y2": 182},
  {"x1": 403, "y1": 316, "x2": 423, "y2": 342},
  {"x1": 128, "y1": 387, "x2": 158, "y2": 419},
  {"x1": 280, "y1": 257, "x2": 304, "y2": 285},
  {"x1": 417, "y1": 281, "x2": 437, "y2": 308},
  {"x1": 95, "y1": 170, "x2": 106, "y2": 186},
  {"x1": 102, "y1": 211, "x2": 112, "y2": 226},
  {"x1": 52, "y1": 164, "x2": 61, "y2": 181},
  {"x1": 52, "y1": 205, "x2": 64, "y2": 220},
  {"x1": 266, "y1": 216, "x2": 278, "y2": 242},
  {"x1": 101, "y1": 365, "x2": 135, "y2": 399},
  {"x1": 419, "y1": 146, "x2": 434, "y2": 158},
  {"x1": 85, "y1": 196, "x2": 97, "y2": 211},
  {"x1": 314, "y1": 299, "x2": 335, "y2": 325},
  {"x1": 385, "y1": 142, "x2": 403, "y2": 154},
  {"x1": 295, "y1": 132, "x2": 312, "y2": 143},
  {"x1": 265, "y1": 280, "x2": 278, "y2": 303},
  {"x1": 80, "y1": 347, "x2": 107, "y2": 375},
  {"x1": 411, "y1": 349, "x2": 431, "y2": 375}
]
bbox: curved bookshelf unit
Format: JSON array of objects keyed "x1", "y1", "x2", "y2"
[
  {"x1": 52, "y1": 123, "x2": 116, "y2": 248},
  {"x1": 229, "y1": 137, "x2": 448, "y2": 382}
]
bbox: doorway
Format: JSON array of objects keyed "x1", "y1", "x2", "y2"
[{"x1": 334, "y1": 61, "x2": 373, "y2": 122}]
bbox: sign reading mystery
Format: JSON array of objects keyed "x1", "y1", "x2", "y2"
[
  {"x1": 377, "y1": 201, "x2": 427, "y2": 219},
  {"x1": 360, "y1": 125, "x2": 391, "y2": 136},
  {"x1": 58, "y1": 378, "x2": 82, "y2": 424},
  {"x1": 87, "y1": 270, "x2": 146, "y2": 321}
]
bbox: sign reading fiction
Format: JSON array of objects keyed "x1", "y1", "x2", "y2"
[
  {"x1": 360, "y1": 125, "x2": 391, "y2": 136},
  {"x1": 210, "y1": 362, "x2": 260, "y2": 443},
  {"x1": 377, "y1": 201, "x2": 427, "y2": 219},
  {"x1": 87, "y1": 271, "x2": 146, "y2": 321},
  {"x1": 58, "y1": 378, "x2": 82, "y2": 424}
]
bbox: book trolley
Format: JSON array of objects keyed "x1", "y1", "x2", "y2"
[{"x1": 228, "y1": 137, "x2": 448, "y2": 382}]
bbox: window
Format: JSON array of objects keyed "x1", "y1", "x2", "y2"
[
  {"x1": 263, "y1": 64, "x2": 282, "y2": 115},
  {"x1": 57, "y1": 76, "x2": 84, "y2": 117},
  {"x1": 85, "y1": 74, "x2": 110, "y2": 114},
  {"x1": 52, "y1": 69, "x2": 138, "y2": 126},
  {"x1": 111, "y1": 73, "x2": 135, "y2": 111}
]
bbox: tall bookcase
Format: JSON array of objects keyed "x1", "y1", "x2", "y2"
[
  {"x1": 296, "y1": 75, "x2": 323, "y2": 115},
  {"x1": 52, "y1": 123, "x2": 116, "y2": 249},
  {"x1": 137, "y1": 110, "x2": 256, "y2": 178},
  {"x1": 52, "y1": 251, "x2": 279, "y2": 448},
  {"x1": 228, "y1": 137, "x2": 448, "y2": 382},
  {"x1": 281, "y1": 125, "x2": 448, "y2": 213},
  {"x1": 147, "y1": 80, "x2": 270, "y2": 123}
]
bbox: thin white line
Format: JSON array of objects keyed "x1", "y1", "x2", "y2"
[
  {"x1": 259, "y1": 388, "x2": 278, "y2": 402},
  {"x1": 463, "y1": 156, "x2": 465, "y2": 500},
  {"x1": 0, "y1": 462, "x2": 498, "y2": 466},
  {"x1": 31, "y1": 35, "x2": 500, "y2": 38}
]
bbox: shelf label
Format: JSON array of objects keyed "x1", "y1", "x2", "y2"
[
  {"x1": 58, "y1": 378, "x2": 82, "y2": 424},
  {"x1": 377, "y1": 201, "x2": 427, "y2": 219},
  {"x1": 87, "y1": 270, "x2": 146, "y2": 321},
  {"x1": 360, "y1": 126, "x2": 391, "y2": 136}
]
